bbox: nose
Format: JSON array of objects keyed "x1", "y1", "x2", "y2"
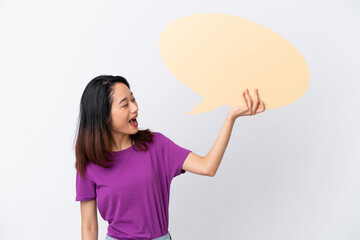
[{"x1": 131, "y1": 100, "x2": 138, "y2": 112}]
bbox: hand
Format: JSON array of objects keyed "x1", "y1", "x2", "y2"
[{"x1": 229, "y1": 88, "x2": 265, "y2": 120}]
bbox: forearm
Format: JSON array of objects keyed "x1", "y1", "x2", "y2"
[
  {"x1": 204, "y1": 113, "x2": 236, "y2": 176},
  {"x1": 82, "y1": 225, "x2": 98, "y2": 240}
]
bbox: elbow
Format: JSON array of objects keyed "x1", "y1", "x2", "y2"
[
  {"x1": 81, "y1": 222, "x2": 98, "y2": 233},
  {"x1": 82, "y1": 220, "x2": 98, "y2": 231},
  {"x1": 203, "y1": 157, "x2": 216, "y2": 177},
  {"x1": 206, "y1": 169, "x2": 216, "y2": 177},
  {"x1": 204, "y1": 162, "x2": 216, "y2": 177},
  {"x1": 81, "y1": 224, "x2": 98, "y2": 239}
]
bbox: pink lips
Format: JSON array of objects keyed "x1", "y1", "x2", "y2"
[{"x1": 129, "y1": 114, "x2": 138, "y2": 121}]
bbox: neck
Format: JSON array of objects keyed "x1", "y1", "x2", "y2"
[{"x1": 110, "y1": 134, "x2": 132, "y2": 151}]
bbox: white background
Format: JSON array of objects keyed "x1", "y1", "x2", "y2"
[{"x1": 0, "y1": 0, "x2": 359, "y2": 239}]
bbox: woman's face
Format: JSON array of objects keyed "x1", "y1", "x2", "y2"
[{"x1": 108, "y1": 83, "x2": 139, "y2": 136}]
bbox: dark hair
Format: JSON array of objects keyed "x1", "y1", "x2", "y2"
[{"x1": 74, "y1": 75, "x2": 153, "y2": 178}]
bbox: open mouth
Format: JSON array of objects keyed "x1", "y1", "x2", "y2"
[{"x1": 129, "y1": 117, "x2": 138, "y2": 127}]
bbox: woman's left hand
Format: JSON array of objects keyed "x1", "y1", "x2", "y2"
[{"x1": 228, "y1": 88, "x2": 265, "y2": 120}]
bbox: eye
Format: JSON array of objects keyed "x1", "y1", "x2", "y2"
[{"x1": 123, "y1": 98, "x2": 136, "y2": 108}]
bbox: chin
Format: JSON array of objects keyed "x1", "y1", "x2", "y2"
[{"x1": 132, "y1": 128, "x2": 139, "y2": 133}]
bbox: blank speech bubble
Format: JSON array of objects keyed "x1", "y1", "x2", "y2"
[{"x1": 159, "y1": 13, "x2": 310, "y2": 114}]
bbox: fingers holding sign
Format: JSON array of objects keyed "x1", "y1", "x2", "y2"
[{"x1": 230, "y1": 88, "x2": 265, "y2": 120}]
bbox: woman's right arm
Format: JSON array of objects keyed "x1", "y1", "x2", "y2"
[{"x1": 80, "y1": 199, "x2": 98, "y2": 240}]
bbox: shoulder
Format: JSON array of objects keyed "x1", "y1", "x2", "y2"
[
  {"x1": 151, "y1": 131, "x2": 164, "y2": 141},
  {"x1": 150, "y1": 131, "x2": 166, "y2": 150},
  {"x1": 76, "y1": 162, "x2": 96, "y2": 183},
  {"x1": 151, "y1": 131, "x2": 173, "y2": 143}
]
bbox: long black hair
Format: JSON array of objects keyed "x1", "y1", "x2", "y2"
[{"x1": 74, "y1": 75, "x2": 153, "y2": 178}]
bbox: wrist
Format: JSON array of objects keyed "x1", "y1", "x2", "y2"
[{"x1": 226, "y1": 112, "x2": 236, "y2": 122}]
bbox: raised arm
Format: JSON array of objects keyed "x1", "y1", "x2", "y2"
[
  {"x1": 203, "y1": 113, "x2": 236, "y2": 176},
  {"x1": 182, "y1": 88, "x2": 265, "y2": 177}
]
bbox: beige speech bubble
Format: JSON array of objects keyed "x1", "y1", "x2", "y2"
[{"x1": 159, "y1": 13, "x2": 310, "y2": 114}]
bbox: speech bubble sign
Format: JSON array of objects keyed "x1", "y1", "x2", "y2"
[{"x1": 159, "y1": 13, "x2": 310, "y2": 114}]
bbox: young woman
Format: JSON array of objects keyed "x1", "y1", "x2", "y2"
[{"x1": 75, "y1": 75, "x2": 265, "y2": 240}]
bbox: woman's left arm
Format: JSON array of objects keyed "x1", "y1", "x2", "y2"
[
  {"x1": 203, "y1": 113, "x2": 236, "y2": 176},
  {"x1": 204, "y1": 88, "x2": 265, "y2": 176},
  {"x1": 183, "y1": 88, "x2": 265, "y2": 176}
]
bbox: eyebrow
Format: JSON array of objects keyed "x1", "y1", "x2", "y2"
[{"x1": 118, "y1": 92, "x2": 133, "y2": 105}]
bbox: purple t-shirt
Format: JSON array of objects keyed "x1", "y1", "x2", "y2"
[{"x1": 75, "y1": 132, "x2": 191, "y2": 240}]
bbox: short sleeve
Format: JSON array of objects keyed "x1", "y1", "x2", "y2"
[
  {"x1": 75, "y1": 167, "x2": 96, "y2": 201},
  {"x1": 160, "y1": 132, "x2": 192, "y2": 181}
]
